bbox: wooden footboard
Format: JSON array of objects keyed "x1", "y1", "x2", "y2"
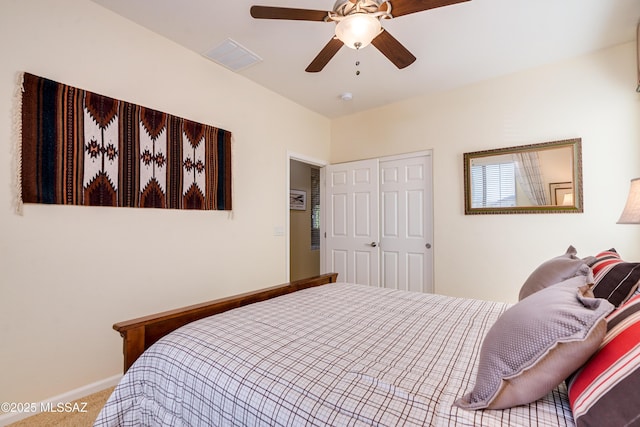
[{"x1": 113, "y1": 273, "x2": 339, "y2": 372}]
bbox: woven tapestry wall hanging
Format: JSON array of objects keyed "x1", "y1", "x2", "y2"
[{"x1": 19, "y1": 72, "x2": 232, "y2": 211}]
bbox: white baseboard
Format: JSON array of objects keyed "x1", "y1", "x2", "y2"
[{"x1": 0, "y1": 374, "x2": 122, "y2": 426}]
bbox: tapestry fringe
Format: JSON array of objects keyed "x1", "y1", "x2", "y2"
[{"x1": 12, "y1": 72, "x2": 24, "y2": 216}]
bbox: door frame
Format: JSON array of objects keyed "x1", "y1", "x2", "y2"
[{"x1": 286, "y1": 151, "x2": 327, "y2": 282}]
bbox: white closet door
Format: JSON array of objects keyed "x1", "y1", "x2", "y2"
[
  {"x1": 325, "y1": 159, "x2": 380, "y2": 286},
  {"x1": 379, "y1": 155, "x2": 433, "y2": 293}
]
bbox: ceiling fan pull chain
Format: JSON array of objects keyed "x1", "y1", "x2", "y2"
[{"x1": 354, "y1": 36, "x2": 364, "y2": 76}]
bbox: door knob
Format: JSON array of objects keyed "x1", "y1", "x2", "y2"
[
  {"x1": 425, "y1": 243, "x2": 432, "y2": 249},
  {"x1": 370, "y1": 242, "x2": 378, "y2": 247}
]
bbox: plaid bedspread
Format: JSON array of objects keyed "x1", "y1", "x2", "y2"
[{"x1": 95, "y1": 283, "x2": 575, "y2": 426}]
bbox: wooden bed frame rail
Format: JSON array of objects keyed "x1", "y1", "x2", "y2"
[{"x1": 113, "y1": 273, "x2": 339, "y2": 372}]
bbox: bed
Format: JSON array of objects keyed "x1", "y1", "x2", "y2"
[{"x1": 95, "y1": 247, "x2": 640, "y2": 426}]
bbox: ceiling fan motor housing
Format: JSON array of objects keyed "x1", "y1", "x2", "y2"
[{"x1": 331, "y1": 0, "x2": 391, "y2": 19}]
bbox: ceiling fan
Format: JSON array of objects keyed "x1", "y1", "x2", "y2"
[{"x1": 250, "y1": 0, "x2": 470, "y2": 73}]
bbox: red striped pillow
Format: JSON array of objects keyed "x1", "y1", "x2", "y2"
[
  {"x1": 567, "y1": 294, "x2": 640, "y2": 426},
  {"x1": 589, "y1": 249, "x2": 640, "y2": 306}
]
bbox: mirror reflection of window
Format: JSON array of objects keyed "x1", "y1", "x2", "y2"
[{"x1": 470, "y1": 157, "x2": 516, "y2": 208}]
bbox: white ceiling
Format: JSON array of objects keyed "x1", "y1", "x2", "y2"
[{"x1": 91, "y1": 0, "x2": 640, "y2": 119}]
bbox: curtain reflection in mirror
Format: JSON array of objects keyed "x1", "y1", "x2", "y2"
[{"x1": 513, "y1": 151, "x2": 548, "y2": 206}]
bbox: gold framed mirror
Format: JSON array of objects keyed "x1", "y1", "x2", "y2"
[{"x1": 463, "y1": 138, "x2": 583, "y2": 215}]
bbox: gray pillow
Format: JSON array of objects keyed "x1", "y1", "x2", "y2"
[
  {"x1": 518, "y1": 245, "x2": 593, "y2": 300},
  {"x1": 455, "y1": 275, "x2": 614, "y2": 410}
]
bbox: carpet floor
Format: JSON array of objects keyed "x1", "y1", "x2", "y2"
[{"x1": 7, "y1": 387, "x2": 114, "y2": 427}]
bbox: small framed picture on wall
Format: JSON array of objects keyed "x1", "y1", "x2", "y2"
[{"x1": 290, "y1": 189, "x2": 306, "y2": 210}]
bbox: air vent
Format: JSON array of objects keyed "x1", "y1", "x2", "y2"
[{"x1": 203, "y1": 38, "x2": 262, "y2": 72}]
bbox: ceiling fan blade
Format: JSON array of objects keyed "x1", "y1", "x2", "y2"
[
  {"x1": 306, "y1": 38, "x2": 344, "y2": 73},
  {"x1": 389, "y1": 0, "x2": 470, "y2": 18},
  {"x1": 371, "y1": 29, "x2": 416, "y2": 69},
  {"x1": 250, "y1": 6, "x2": 328, "y2": 21}
]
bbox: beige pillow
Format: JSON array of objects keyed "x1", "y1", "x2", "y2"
[
  {"x1": 518, "y1": 245, "x2": 592, "y2": 300},
  {"x1": 455, "y1": 275, "x2": 614, "y2": 410}
]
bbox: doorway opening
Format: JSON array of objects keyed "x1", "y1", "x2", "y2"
[{"x1": 288, "y1": 155, "x2": 326, "y2": 281}]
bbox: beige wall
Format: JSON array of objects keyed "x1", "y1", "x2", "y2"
[
  {"x1": 289, "y1": 160, "x2": 320, "y2": 281},
  {"x1": 0, "y1": 0, "x2": 330, "y2": 404},
  {"x1": 331, "y1": 42, "x2": 640, "y2": 302}
]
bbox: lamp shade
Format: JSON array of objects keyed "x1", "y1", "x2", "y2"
[
  {"x1": 335, "y1": 13, "x2": 381, "y2": 50},
  {"x1": 617, "y1": 178, "x2": 640, "y2": 224},
  {"x1": 562, "y1": 193, "x2": 574, "y2": 206}
]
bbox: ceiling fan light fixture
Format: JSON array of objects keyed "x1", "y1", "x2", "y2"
[{"x1": 335, "y1": 13, "x2": 381, "y2": 50}]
